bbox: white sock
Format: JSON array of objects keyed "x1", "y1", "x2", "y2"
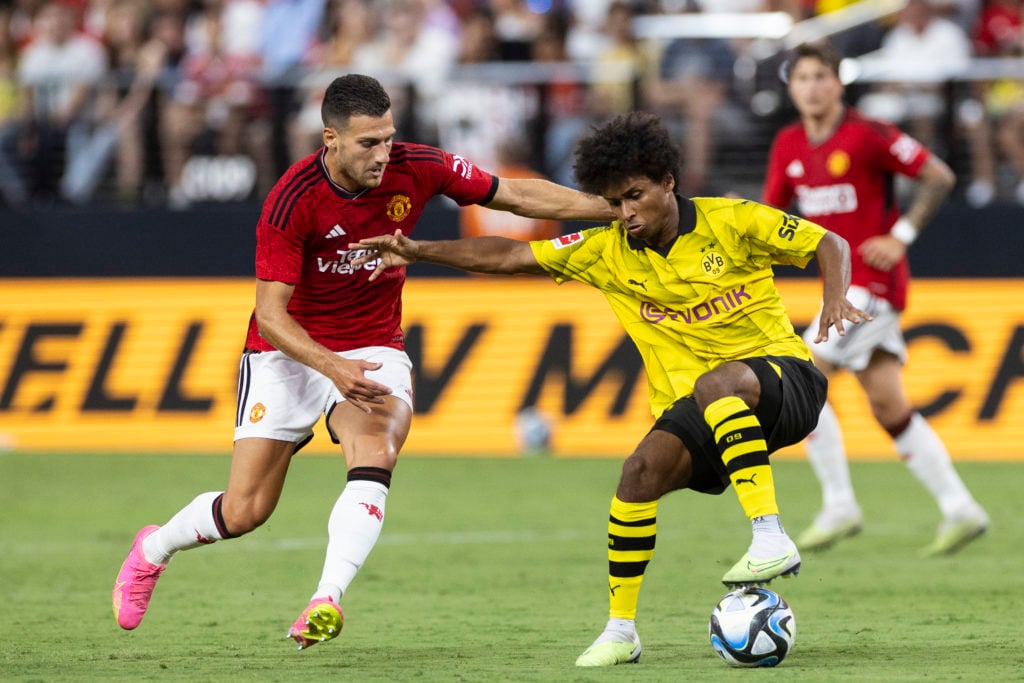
[
  {"x1": 748, "y1": 514, "x2": 792, "y2": 557},
  {"x1": 896, "y1": 413, "x2": 974, "y2": 518},
  {"x1": 805, "y1": 402, "x2": 858, "y2": 511},
  {"x1": 312, "y1": 480, "x2": 389, "y2": 603},
  {"x1": 142, "y1": 491, "x2": 226, "y2": 565},
  {"x1": 593, "y1": 618, "x2": 637, "y2": 644}
]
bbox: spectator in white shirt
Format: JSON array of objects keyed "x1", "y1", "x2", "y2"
[
  {"x1": 858, "y1": 0, "x2": 971, "y2": 150},
  {"x1": 16, "y1": 1, "x2": 107, "y2": 200}
]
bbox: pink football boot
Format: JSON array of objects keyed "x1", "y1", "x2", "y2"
[
  {"x1": 288, "y1": 596, "x2": 344, "y2": 650},
  {"x1": 112, "y1": 525, "x2": 166, "y2": 630}
]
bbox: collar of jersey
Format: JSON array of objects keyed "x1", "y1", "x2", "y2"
[
  {"x1": 319, "y1": 148, "x2": 370, "y2": 200},
  {"x1": 625, "y1": 194, "x2": 696, "y2": 256}
]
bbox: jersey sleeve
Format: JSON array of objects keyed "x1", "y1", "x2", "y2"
[
  {"x1": 739, "y1": 201, "x2": 827, "y2": 269},
  {"x1": 430, "y1": 147, "x2": 499, "y2": 206},
  {"x1": 869, "y1": 121, "x2": 930, "y2": 178},
  {"x1": 529, "y1": 225, "x2": 613, "y2": 286},
  {"x1": 254, "y1": 186, "x2": 311, "y2": 284}
]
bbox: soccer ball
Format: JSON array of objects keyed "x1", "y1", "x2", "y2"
[
  {"x1": 709, "y1": 586, "x2": 796, "y2": 667},
  {"x1": 514, "y1": 407, "x2": 552, "y2": 456}
]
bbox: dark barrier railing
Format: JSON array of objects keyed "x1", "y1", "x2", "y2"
[{"x1": 1, "y1": 197, "x2": 1021, "y2": 279}]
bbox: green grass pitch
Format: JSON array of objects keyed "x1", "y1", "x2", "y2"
[{"x1": 0, "y1": 453, "x2": 1020, "y2": 681}]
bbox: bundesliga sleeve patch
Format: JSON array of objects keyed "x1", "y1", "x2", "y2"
[{"x1": 551, "y1": 232, "x2": 584, "y2": 249}]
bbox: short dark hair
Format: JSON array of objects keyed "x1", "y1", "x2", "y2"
[
  {"x1": 573, "y1": 111, "x2": 680, "y2": 196},
  {"x1": 784, "y1": 43, "x2": 843, "y2": 83},
  {"x1": 321, "y1": 74, "x2": 392, "y2": 130}
]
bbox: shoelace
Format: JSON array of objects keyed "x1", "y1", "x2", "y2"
[{"x1": 128, "y1": 565, "x2": 165, "y2": 605}]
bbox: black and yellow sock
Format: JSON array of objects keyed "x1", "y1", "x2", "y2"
[
  {"x1": 705, "y1": 396, "x2": 778, "y2": 519},
  {"x1": 607, "y1": 496, "x2": 657, "y2": 620}
]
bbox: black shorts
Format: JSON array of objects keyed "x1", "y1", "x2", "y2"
[{"x1": 651, "y1": 356, "x2": 828, "y2": 495}]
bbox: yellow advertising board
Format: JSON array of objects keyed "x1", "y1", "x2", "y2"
[{"x1": 0, "y1": 278, "x2": 1021, "y2": 460}]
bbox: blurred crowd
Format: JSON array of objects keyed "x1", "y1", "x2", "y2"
[{"x1": 1, "y1": 0, "x2": 1023, "y2": 209}]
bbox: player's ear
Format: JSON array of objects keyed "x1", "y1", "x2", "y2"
[
  {"x1": 662, "y1": 174, "x2": 675, "y2": 193},
  {"x1": 323, "y1": 127, "x2": 337, "y2": 151}
]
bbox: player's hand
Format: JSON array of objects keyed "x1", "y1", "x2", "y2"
[
  {"x1": 329, "y1": 358, "x2": 391, "y2": 413},
  {"x1": 858, "y1": 234, "x2": 906, "y2": 272},
  {"x1": 813, "y1": 297, "x2": 872, "y2": 343},
  {"x1": 350, "y1": 230, "x2": 420, "y2": 282}
]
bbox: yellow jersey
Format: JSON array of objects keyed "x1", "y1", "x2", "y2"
[{"x1": 530, "y1": 196, "x2": 826, "y2": 417}]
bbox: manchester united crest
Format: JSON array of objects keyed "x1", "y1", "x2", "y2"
[
  {"x1": 249, "y1": 402, "x2": 267, "y2": 423},
  {"x1": 386, "y1": 194, "x2": 412, "y2": 222},
  {"x1": 826, "y1": 150, "x2": 850, "y2": 178}
]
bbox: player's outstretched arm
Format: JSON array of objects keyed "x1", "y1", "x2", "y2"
[
  {"x1": 812, "y1": 231, "x2": 873, "y2": 343},
  {"x1": 351, "y1": 230, "x2": 545, "y2": 281},
  {"x1": 486, "y1": 177, "x2": 614, "y2": 222}
]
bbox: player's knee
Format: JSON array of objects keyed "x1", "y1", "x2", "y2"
[
  {"x1": 348, "y1": 441, "x2": 400, "y2": 471},
  {"x1": 869, "y1": 397, "x2": 912, "y2": 429},
  {"x1": 877, "y1": 408, "x2": 915, "y2": 438},
  {"x1": 618, "y1": 454, "x2": 664, "y2": 500},
  {"x1": 692, "y1": 373, "x2": 723, "y2": 407},
  {"x1": 620, "y1": 454, "x2": 647, "y2": 482},
  {"x1": 693, "y1": 363, "x2": 758, "y2": 409}
]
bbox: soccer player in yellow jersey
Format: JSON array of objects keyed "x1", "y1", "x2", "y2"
[{"x1": 351, "y1": 111, "x2": 869, "y2": 667}]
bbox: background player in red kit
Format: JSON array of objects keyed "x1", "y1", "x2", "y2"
[
  {"x1": 762, "y1": 43, "x2": 988, "y2": 556},
  {"x1": 112, "y1": 74, "x2": 614, "y2": 647}
]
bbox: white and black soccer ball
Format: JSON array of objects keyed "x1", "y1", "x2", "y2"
[{"x1": 709, "y1": 587, "x2": 796, "y2": 667}]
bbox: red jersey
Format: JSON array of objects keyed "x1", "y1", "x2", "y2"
[
  {"x1": 246, "y1": 143, "x2": 498, "y2": 352},
  {"x1": 762, "y1": 108, "x2": 929, "y2": 310}
]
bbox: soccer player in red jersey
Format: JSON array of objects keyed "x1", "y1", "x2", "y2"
[
  {"x1": 111, "y1": 74, "x2": 614, "y2": 646},
  {"x1": 762, "y1": 43, "x2": 989, "y2": 556}
]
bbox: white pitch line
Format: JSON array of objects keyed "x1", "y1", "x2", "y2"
[
  {"x1": 231, "y1": 525, "x2": 712, "y2": 553},
  {"x1": 240, "y1": 527, "x2": 595, "y2": 552}
]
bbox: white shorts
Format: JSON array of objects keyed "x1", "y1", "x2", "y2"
[
  {"x1": 803, "y1": 285, "x2": 907, "y2": 372},
  {"x1": 233, "y1": 346, "x2": 414, "y2": 444}
]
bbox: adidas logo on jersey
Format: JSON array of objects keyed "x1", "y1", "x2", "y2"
[
  {"x1": 326, "y1": 224, "x2": 347, "y2": 239},
  {"x1": 785, "y1": 160, "x2": 805, "y2": 178}
]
